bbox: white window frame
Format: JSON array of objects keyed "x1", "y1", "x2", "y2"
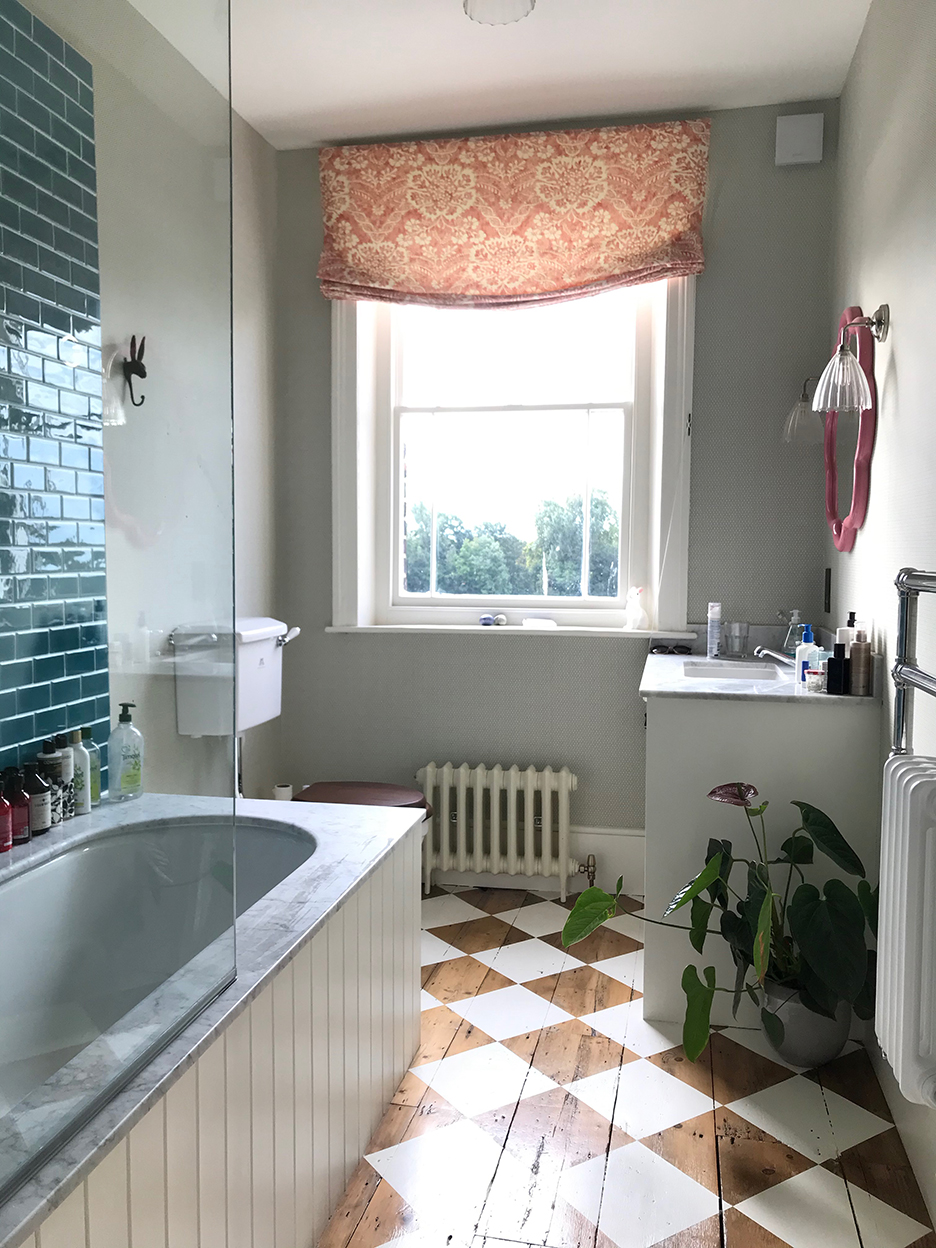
[{"x1": 330, "y1": 278, "x2": 695, "y2": 634}]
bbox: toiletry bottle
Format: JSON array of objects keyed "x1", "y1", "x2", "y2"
[
  {"x1": 81, "y1": 727, "x2": 101, "y2": 807},
  {"x1": 69, "y1": 730, "x2": 92, "y2": 816},
  {"x1": 707, "y1": 602, "x2": 722, "y2": 659},
  {"x1": 109, "y1": 703, "x2": 144, "y2": 801},
  {"x1": 54, "y1": 733, "x2": 75, "y2": 820},
  {"x1": 37, "y1": 739, "x2": 64, "y2": 825},
  {"x1": 24, "y1": 764, "x2": 51, "y2": 836},
  {"x1": 850, "y1": 629, "x2": 872, "y2": 696},
  {"x1": 0, "y1": 780, "x2": 11, "y2": 852},
  {"x1": 836, "y1": 611, "x2": 857, "y2": 656},
  {"x1": 5, "y1": 770, "x2": 29, "y2": 845},
  {"x1": 782, "y1": 609, "x2": 805, "y2": 656},
  {"x1": 795, "y1": 625, "x2": 820, "y2": 684},
  {"x1": 826, "y1": 643, "x2": 852, "y2": 696}
]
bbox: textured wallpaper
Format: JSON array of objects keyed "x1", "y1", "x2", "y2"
[{"x1": 274, "y1": 99, "x2": 839, "y2": 829}]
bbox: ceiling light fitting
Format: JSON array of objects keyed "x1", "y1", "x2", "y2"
[{"x1": 464, "y1": 0, "x2": 535, "y2": 25}]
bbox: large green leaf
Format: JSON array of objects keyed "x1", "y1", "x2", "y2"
[
  {"x1": 742, "y1": 862, "x2": 768, "y2": 943},
  {"x1": 665, "y1": 856, "x2": 723, "y2": 917},
  {"x1": 690, "y1": 896, "x2": 714, "y2": 954},
  {"x1": 799, "y1": 964, "x2": 841, "y2": 1019},
  {"x1": 562, "y1": 887, "x2": 615, "y2": 947},
  {"x1": 731, "y1": 957, "x2": 747, "y2": 1019},
  {"x1": 854, "y1": 949, "x2": 877, "y2": 1021},
  {"x1": 721, "y1": 908, "x2": 753, "y2": 966},
  {"x1": 761, "y1": 1007, "x2": 785, "y2": 1048},
  {"x1": 705, "y1": 838, "x2": 732, "y2": 907},
  {"x1": 788, "y1": 881, "x2": 868, "y2": 1003},
  {"x1": 792, "y1": 802, "x2": 866, "y2": 877},
  {"x1": 753, "y1": 888, "x2": 774, "y2": 983},
  {"x1": 779, "y1": 835, "x2": 814, "y2": 865},
  {"x1": 857, "y1": 880, "x2": 879, "y2": 937},
  {"x1": 682, "y1": 965, "x2": 716, "y2": 1062}
]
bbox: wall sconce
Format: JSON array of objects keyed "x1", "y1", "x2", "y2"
[
  {"x1": 783, "y1": 377, "x2": 823, "y2": 443},
  {"x1": 101, "y1": 346, "x2": 126, "y2": 427},
  {"x1": 811, "y1": 303, "x2": 889, "y2": 553}
]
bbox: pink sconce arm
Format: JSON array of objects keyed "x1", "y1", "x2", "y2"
[{"x1": 824, "y1": 305, "x2": 878, "y2": 553}]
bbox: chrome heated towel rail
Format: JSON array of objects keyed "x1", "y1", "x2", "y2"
[{"x1": 892, "y1": 567, "x2": 936, "y2": 754}]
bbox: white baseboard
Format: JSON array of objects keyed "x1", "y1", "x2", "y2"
[{"x1": 432, "y1": 827, "x2": 645, "y2": 898}]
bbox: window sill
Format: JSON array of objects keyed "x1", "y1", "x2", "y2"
[{"x1": 325, "y1": 625, "x2": 698, "y2": 639}]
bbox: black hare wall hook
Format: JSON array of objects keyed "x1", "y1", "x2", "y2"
[{"x1": 122, "y1": 335, "x2": 147, "y2": 407}]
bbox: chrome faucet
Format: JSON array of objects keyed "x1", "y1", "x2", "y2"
[{"x1": 754, "y1": 646, "x2": 796, "y2": 667}]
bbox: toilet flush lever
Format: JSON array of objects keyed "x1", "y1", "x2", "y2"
[{"x1": 277, "y1": 627, "x2": 301, "y2": 647}]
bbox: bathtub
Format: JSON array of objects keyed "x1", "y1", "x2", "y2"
[
  {"x1": 0, "y1": 794, "x2": 423, "y2": 1248},
  {"x1": 0, "y1": 811, "x2": 315, "y2": 1208}
]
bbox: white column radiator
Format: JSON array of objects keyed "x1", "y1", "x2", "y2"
[
  {"x1": 416, "y1": 762, "x2": 579, "y2": 900},
  {"x1": 877, "y1": 754, "x2": 936, "y2": 1106}
]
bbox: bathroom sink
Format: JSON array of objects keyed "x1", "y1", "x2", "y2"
[{"x1": 682, "y1": 661, "x2": 781, "y2": 681}]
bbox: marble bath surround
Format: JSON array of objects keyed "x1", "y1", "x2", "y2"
[{"x1": 0, "y1": 793, "x2": 426, "y2": 1248}]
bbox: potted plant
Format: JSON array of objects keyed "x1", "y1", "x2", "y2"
[{"x1": 562, "y1": 782, "x2": 878, "y2": 1067}]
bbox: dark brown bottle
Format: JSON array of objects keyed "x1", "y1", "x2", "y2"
[
  {"x1": 5, "y1": 769, "x2": 30, "y2": 845},
  {"x1": 23, "y1": 764, "x2": 51, "y2": 836}
]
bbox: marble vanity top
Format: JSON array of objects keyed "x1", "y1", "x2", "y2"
[{"x1": 640, "y1": 652, "x2": 882, "y2": 705}]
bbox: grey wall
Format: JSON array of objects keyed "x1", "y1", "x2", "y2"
[
  {"x1": 824, "y1": 0, "x2": 936, "y2": 1210},
  {"x1": 271, "y1": 100, "x2": 837, "y2": 826}
]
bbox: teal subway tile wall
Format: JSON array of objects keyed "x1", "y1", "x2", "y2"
[{"x1": 0, "y1": 0, "x2": 107, "y2": 775}]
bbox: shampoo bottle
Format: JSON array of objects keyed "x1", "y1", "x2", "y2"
[
  {"x1": 69, "y1": 729, "x2": 92, "y2": 816},
  {"x1": 24, "y1": 764, "x2": 51, "y2": 836},
  {"x1": 836, "y1": 611, "x2": 858, "y2": 656},
  {"x1": 5, "y1": 770, "x2": 29, "y2": 846},
  {"x1": 0, "y1": 782, "x2": 11, "y2": 853},
  {"x1": 81, "y1": 727, "x2": 101, "y2": 807},
  {"x1": 795, "y1": 625, "x2": 820, "y2": 684},
  {"x1": 54, "y1": 733, "x2": 75, "y2": 820},
  {"x1": 850, "y1": 629, "x2": 872, "y2": 697},
  {"x1": 707, "y1": 602, "x2": 722, "y2": 659},
  {"x1": 37, "y1": 740, "x2": 64, "y2": 825},
  {"x1": 109, "y1": 703, "x2": 144, "y2": 801}
]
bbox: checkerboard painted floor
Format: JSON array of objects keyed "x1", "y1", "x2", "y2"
[{"x1": 319, "y1": 886, "x2": 936, "y2": 1248}]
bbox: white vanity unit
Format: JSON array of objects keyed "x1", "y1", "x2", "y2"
[{"x1": 639, "y1": 654, "x2": 884, "y2": 1025}]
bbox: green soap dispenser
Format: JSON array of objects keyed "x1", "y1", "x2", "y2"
[{"x1": 109, "y1": 703, "x2": 144, "y2": 801}]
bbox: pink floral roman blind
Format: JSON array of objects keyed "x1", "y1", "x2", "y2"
[{"x1": 317, "y1": 119, "x2": 711, "y2": 308}]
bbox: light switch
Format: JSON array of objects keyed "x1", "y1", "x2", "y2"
[{"x1": 775, "y1": 113, "x2": 824, "y2": 166}]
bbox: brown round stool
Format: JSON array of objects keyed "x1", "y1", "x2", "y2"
[{"x1": 293, "y1": 781, "x2": 431, "y2": 816}]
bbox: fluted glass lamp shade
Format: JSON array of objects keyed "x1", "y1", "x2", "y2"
[
  {"x1": 812, "y1": 341, "x2": 873, "y2": 413},
  {"x1": 783, "y1": 399, "x2": 825, "y2": 444},
  {"x1": 464, "y1": 0, "x2": 536, "y2": 24}
]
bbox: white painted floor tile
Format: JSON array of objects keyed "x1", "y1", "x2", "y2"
[
  {"x1": 412, "y1": 1042, "x2": 557, "y2": 1117},
  {"x1": 605, "y1": 912, "x2": 646, "y2": 941},
  {"x1": 593, "y1": 949, "x2": 644, "y2": 992},
  {"x1": 580, "y1": 1001, "x2": 683, "y2": 1057},
  {"x1": 421, "y1": 990, "x2": 442, "y2": 1011},
  {"x1": 736, "y1": 1167, "x2": 862, "y2": 1247},
  {"x1": 421, "y1": 931, "x2": 462, "y2": 966},
  {"x1": 560, "y1": 1142, "x2": 720, "y2": 1248},
  {"x1": 496, "y1": 900, "x2": 569, "y2": 937},
  {"x1": 447, "y1": 984, "x2": 573, "y2": 1041},
  {"x1": 473, "y1": 938, "x2": 582, "y2": 983},
  {"x1": 728, "y1": 1075, "x2": 891, "y2": 1162},
  {"x1": 421, "y1": 895, "x2": 488, "y2": 929},
  {"x1": 849, "y1": 1177, "x2": 933, "y2": 1247},
  {"x1": 367, "y1": 1119, "x2": 509, "y2": 1240},
  {"x1": 717, "y1": 1025, "x2": 809, "y2": 1074},
  {"x1": 567, "y1": 1059, "x2": 713, "y2": 1140}
]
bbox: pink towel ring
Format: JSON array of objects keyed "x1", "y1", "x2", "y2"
[{"x1": 824, "y1": 305, "x2": 878, "y2": 553}]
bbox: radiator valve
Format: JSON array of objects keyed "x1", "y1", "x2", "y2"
[{"x1": 578, "y1": 854, "x2": 597, "y2": 889}]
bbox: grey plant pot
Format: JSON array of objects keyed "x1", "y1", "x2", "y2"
[{"x1": 762, "y1": 981, "x2": 851, "y2": 1068}]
